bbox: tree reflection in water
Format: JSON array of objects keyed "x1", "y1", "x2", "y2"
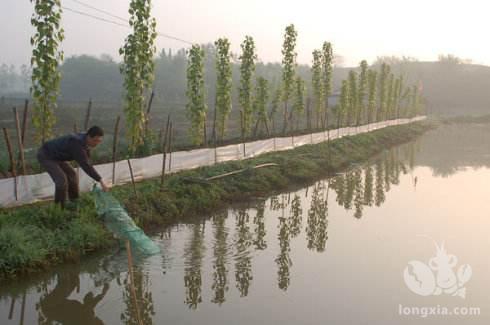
[
  {"x1": 234, "y1": 209, "x2": 253, "y2": 297},
  {"x1": 211, "y1": 212, "x2": 229, "y2": 305},
  {"x1": 183, "y1": 223, "x2": 205, "y2": 309}
]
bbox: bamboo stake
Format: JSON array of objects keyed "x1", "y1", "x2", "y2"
[
  {"x1": 211, "y1": 94, "x2": 217, "y2": 146},
  {"x1": 146, "y1": 90, "x2": 155, "y2": 115},
  {"x1": 3, "y1": 128, "x2": 17, "y2": 201},
  {"x1": 127, "y1": 159, "x2": 137, "y2": 197},
  {"x1": 13, "y1": 107, "x2": 26, "y2": 175},
  {"x1": 8, "y1": 297, "x2": 15, "y2": 320},
  {"x1": 73, "y1": 123, "x2": 80, "y2": 179},
  {"x1": 84, "y1": 98, "x2": 92, "y2": 130},
  {"x1": 205, "y1": 163, "x2": 278, "y2": 181},
  {"x1": 160, "y1": 115, "x2": 171, "y2": 188},
  {"x1": 21, "y1": 99, "x2": 28, "y2": 144},
  {"x1": 112, "y1": 116, "x2": 121, "y2": 185},
  {"x1": 144, "y1": 90, "x2": 155, "y2": 132},
  {"x1": 125, "y1": 240, "x2": 143, "y2": 325},
  {"x1": 19, "y1": 291, "x2": 26, "y2": 325},
  {"x1": 168, "y1": 122, "x2": 173, "y2": 172}
]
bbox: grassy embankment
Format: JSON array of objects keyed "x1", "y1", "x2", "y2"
[{"x1": 0, "y1": 121, "x2": 434, "y2": 279}]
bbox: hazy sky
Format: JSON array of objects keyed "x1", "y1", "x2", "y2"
[{"x1": 1, "y1": 0, "x2": 489, "y2": 68}]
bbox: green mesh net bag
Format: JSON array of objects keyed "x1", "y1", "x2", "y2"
[{"x1": 93, "y1": 188, "x2": 160, "y2": 256}]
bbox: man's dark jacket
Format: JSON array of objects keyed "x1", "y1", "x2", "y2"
[{"x1": 40, "y1": 133, "x2": 102, "y2": 181}]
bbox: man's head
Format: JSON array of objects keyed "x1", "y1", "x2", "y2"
[{"x1": 86, "y1": 126, "x2": 104, "y2": 148}]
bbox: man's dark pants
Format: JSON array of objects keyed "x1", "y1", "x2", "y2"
[{"x1": 37, "y1": 149, "x2": 79, "y2": 206}]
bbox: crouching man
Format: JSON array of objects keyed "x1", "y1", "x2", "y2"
[{"x1": 37, "y1": 126, "x2": 110, "y2": 208}]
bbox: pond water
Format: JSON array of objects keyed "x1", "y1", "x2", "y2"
[{"x1": 1, "y1": 123, "x2": 490, "y2": 324}]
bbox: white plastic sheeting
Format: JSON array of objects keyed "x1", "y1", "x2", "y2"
[{"x1": 0, "y1": 116, "x2": 426, "y2": 207}]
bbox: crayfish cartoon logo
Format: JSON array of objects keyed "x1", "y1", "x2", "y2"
[{"x1": 403, "y1": 238, "x2": 472, "y2": 299}]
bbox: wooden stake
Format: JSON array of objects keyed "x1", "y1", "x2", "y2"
[
  {"x1": 3, "y1": 128, "x2": 17, "y2": 201},
  {"x1": 205, "y1": 163, "x2": 278, "y2": 181},
  {"x1": 84, "y1": 98, "x2": 92, "y2": 130},
  {"x1": 168, "y1": 122, "x2": 173, "y2": 172},
  {"x1": 125, "y1": 240, "x2": 143, "y2": 325},
  {"x1": 8, "y1": 297, "x2": 15, "y2": 320},
  {"x1": 73, "y1": 123, "x2": 80, "y2": 179},
  {"x1": 112, "y1": 116, "x2": 121, "y2": 185},
  {"x1": 144, "y1": 90, "x2": 155, "y2": 132},
  {"x1": 211, "y1": 94, "x2": 217, "y2": 145},
  {"x1": 127, "y1": 159, "x2": 137, "y2": 197},
  {"x1": 13, "y1": 107, "x2": 26, "y2": 175},
  {"x1": 160, "y1": 115, "x2": 171, "y2": 188},
  {"x1": 146, "y1": 90, "x2": 155, "y2": 115},
  {"x1": 19, "y1": 292, "x2": 26, "y2": 325},
  {"x1": 21, "y1": 99, "x2": 28, "y2": 144}
]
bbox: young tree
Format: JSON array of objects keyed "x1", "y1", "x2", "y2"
[
  {"x1": 239, "y1": 36, "x2": 257, "y2": 138},
  {"x1": 119, "y1": 0, "x2": 157, "y2": 152},
  {"x1": 357, "y1": 60, "x2": 368, "y2": 125},
  {"x1": 347, "y1": 70, "x2": 358, "y2": 126},
  {"x1": 321, "y1": 42, "x2": 334, "y2": 128},
  {"x1": 367, "y1": 69, "x2": 377, "y2": 124},
  {"x1": 252, "y1": 76, "x2": 270, "y2": 136},
  {"x1": 386, "y1": 73, "x2": 394, "y2": 120},
  {"x1": 311, "y1": 50, "x2": 324, "y2": 129},
  {"x1": 30, "y1": 0, "x2": 64, "y2": 143},
  {"x1": 393, "y1": 76, "x2": 401, "y2": 120},
  {"x1": 338, "y1": 80, "x2": 349, "y2": 129},
  {"x1": 214, "y1": 38, "x2": 232, "y2": 142},
  {"x1": 400, "y1": 86, "x2": 411, "y2": 118},
  {"x1": 269, "y1": 86, "x2": 282, "y2": 135},
  {"x1": 377, "y1": 63, "x2": 390, "y2": 121},
  {"x1": 281, "y1": 24, "x2": 298, "y2": 134},
  {"x1": 292, "y1": 76, "x2": 305, "y2": 130},
  {"x1": 411, "y1": 84, "x2": 420, "y2": 117},
  {"x1": 186, "y1": 45, "x2": 207, "y2": 145}
]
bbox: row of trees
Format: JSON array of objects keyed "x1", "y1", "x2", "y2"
[
  {"x1": 336, "y1": 62, "x2": 423, "y2": 129},
  {"x1": 184, "y1": 25, "x2": 423, "y2": 145},
  {"x1": 28, "y1": 1, "x2": 424, "y2": 150}
]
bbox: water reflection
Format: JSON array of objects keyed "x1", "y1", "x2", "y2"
[
  {"x1": 414, "y1": 123, "x2": 490, "y2": 176},
  {"x1": 183, "y1": 223, "x2": 205, "y2": 309},
  {"x1": 38, "y1": 268, "x2": 108, "y2": 324},
  {"x1": 306, "y1": 182, "x2": 329, "y2": 252},
  {"x1": 234, "y1": 209, "x2": 253, "y2": 297},
  {"x1": 121, "y1": 267, "x2": 155, "y2": 325},
  {"x1": 1, "y1": 140, "x2": 427, "y2": 323},
  {"x1": 211, "y1": 212, "x2": 229, "y2": 305}
]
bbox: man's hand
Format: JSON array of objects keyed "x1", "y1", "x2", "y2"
[{"x1": 100, "y1": 180, "x2": 111, "y2": 192}]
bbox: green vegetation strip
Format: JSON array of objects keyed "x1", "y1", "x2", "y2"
[{"x1": 0, "y1": 121, "x2": 433, "y2": 279}]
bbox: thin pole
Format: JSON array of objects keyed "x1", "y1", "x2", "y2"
[
  {"x1": 168, "y1": 122, "x2": 173, "y2": 172},
  {"x1": 21, "y1": 99, "x2": 28, "y2": 144},
  {"x1": 125, "y1": 240, "x2": 143, "y2": 325},
  {"x1": 127, "y1": 159, "x2": 137, "y2": 197},
  {"x1": 3, "y1": 128, "x2": 17, "y2": 201},
  {"x1": 112, "y1": 116, "x2": 121, "y2": 185},
  {"x1": 13, "y1": 107, "x2": 26, "y2": 175},
  {"x1": 144, "y1": 90, "x2": 155, "y2": 132},
  {"x1": 160, "y1": 115, "x2": 171, "y2": 188},
  {"x1": 8, "y1": 297, "x2": 15, "y2": 320},
  {"x1": 19, "y1": 291, "x2": 26, "y2": 325},
  {"x1": 73, "y1": 123, "x2": 80, "y2": 179},
  {"x1": 146, "y1": 90, "x2": 155, "y2": 115}
]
